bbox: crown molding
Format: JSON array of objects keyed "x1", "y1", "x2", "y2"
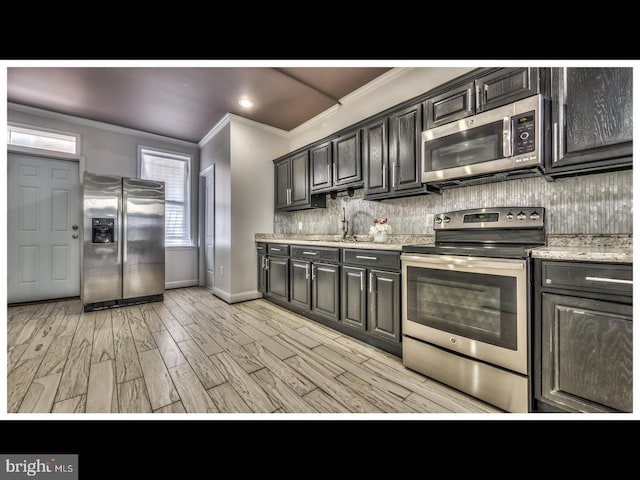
[
  {"x1": 288, "y1": 67, "x2": 412, "y2": 136},
  {"x1": 7, "y1": 102, "x2": 199, "y2": 148},
  {"x1": 199, "y1": 113, "x2": 289, "y2": 147}
]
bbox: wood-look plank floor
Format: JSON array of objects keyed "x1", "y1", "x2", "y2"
[{"x1": 6, "y1": 288, "x2": 503, "y2": 414}]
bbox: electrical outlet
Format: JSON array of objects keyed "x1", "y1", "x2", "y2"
[
  {"x1": 298, "y1": 221, "x2": 303, "y2": 231},
  {"x1": 220, "y1": 266, "x2": 224, "y2": 276},
  {"x1": 425, "y1": 213, "x2": 434, "y2": 227}
]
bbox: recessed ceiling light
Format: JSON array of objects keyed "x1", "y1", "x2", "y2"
[{"x1": 238, "y1": 98, "x2": 254, "y2": 108}]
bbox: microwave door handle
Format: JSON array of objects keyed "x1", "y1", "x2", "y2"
[{"x1": 503, "y1": 117, "x2": 512, "y2": 158}]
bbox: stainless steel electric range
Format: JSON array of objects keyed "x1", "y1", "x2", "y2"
[{"x1": 401, "y1": 207, "x2": 546, "y2": 413}]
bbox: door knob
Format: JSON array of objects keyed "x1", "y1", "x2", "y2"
[
  {"x1": 72, "y1": 234, "x2": 79, "y2": 239},
  {"x1": 72, "y1": 225, "x2": 79, "y2": 230}
]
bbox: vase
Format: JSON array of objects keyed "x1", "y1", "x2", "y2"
[{"x1": 373, "y1": 233, "x2": 388, "y2": 243}]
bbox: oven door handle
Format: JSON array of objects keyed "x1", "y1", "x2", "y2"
[{"x1": 401, "y1": 255, "x2": 525, "y2": 271}]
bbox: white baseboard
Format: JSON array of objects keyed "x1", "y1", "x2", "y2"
[
  {"x1": 165, "y1": 279, "x2": 199, "y2": 290},
  {"x1": 211, "y1": 287, "x2": 262, "y2": 304}
]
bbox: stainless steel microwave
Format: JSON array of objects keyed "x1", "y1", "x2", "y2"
[{"x1": 421, "y1": 94, "x2": 544, "y2": 183}]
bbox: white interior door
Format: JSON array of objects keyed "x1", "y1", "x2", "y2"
[
  {"x1": 204, "y1": 169, "x2": 214, "y2": 291},
  {"x1": 7, "y1": 153, "x2": 81, "y2": 303}
]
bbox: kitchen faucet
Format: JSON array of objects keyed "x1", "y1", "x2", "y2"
[{"x1": 341, "y1": 207, "x2": 349, "y2": 240}]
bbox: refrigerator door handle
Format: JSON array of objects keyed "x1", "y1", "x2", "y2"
[{"x1": 122, "y1": 191, "x2": 128, "y2": 263}]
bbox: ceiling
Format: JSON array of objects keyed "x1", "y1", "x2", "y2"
[{"x1": 7, "y1": 67, "x2": 393, "y2": 143}]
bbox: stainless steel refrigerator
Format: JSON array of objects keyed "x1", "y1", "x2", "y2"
[{"x1": 81, "y1": 171, "x2": 165, "y2": 311}]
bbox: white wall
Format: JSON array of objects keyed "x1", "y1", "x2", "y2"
[
  {"x1": 7, "y1": 104, "x2": 201, "y2": 289},
  {"x1": 199, "y1": 115, "x2": 288, "y2": 303},
  {"x1": 200, "y1": 123, "x2": 232, "y2": 298},
  {"x1": 288, "y1": 67, "x2": 477, "y2": 150},
  {"x1": 229, "y1": 119, "x2": 288, "y2": 300}
]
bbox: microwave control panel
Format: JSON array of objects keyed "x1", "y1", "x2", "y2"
[{"x1": 512, "y1": 111, "x2": 536, "y2": 155}]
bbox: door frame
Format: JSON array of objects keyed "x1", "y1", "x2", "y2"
[
  {"x1": 7, "y1": 152, "x2": 85, "y2": 303},
  {"x1": 198, "y1": 165, "x2": 214, "y2": 289}
]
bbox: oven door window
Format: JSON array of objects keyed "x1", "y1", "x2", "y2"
[
  {"x1": 406, "y1": 266, "x2": 517, "y2": 350},
  {"x1": 424, "y1": 119, "x2": 505, "y2": 172}
]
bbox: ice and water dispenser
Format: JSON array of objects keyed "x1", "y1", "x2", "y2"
[{"x1": 91, "y1": 217, "x2": 115, "y2": 243}]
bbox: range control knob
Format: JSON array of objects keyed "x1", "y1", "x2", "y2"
[
  {"x1": 435, "y1": 216, "x2": 443, "y2": 225},
  {"x1": 443, "y1": 215, "x2": 451, "y2": 224},
  {"x1": 506, "y1": 212, "x2": 514, "y2": 220},
  {"x1": 529, "y1": 211, "x2": 541, "y2": 221},
  {"x1": 516, "y1": 211, "x2": 527, "y2": 221}
]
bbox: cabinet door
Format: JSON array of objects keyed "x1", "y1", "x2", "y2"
[
  {"x1": 341, "y1": 266, "x2": 367, "y2": 330},
  {"x1": 362, "y1": 118, "x2": 389, "y2": 196},
  {"x1": 274, "y1": 158, "x2": 290, "y2": 210},
  {"x1": 289, "y1": 260, "x2": 311, "y2": 310},
  {"x1": 310, "y1": 142, "x2": 333, "y2": 192},
  {"x1": 424, "y1": 81, "x2": 474, "y2": 129},
  {"x1": 476, "y1": 67, "x2": 538, "y2": 112},
  {"x1": 550, "y1": 67, "x2": 633, "y2": 170},
  {"x1": 540, "y1": 293, "x2": 633, "y2": 412},
  {"x1": 257, "y1": 253, "x2": 267, "y2": 294},
  {"x1": 266, "y1": 257, "x2": 289, "y2": 302},
  {"x1": 332, "y1": 130, "x2": 362, "y2": 187},
  {"x1": 290, "y1": 151, "x2": 310, "y2": 207},
  {"x1": 312, "y1": 262, "x2": 340, "y2": 322},
  {"x1": 368, "y1": 270, "x2": 401, "y2": 344},
  {"x1": 389, "y1": 103, "x2": 423, "y2": 191}
]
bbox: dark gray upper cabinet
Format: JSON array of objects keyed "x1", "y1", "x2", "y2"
[
  {"x1": 310, "y1": 141, "x2": 333, "y2": 193},
  {"x1": 362, "y1": 118, "x2": 389, "y2": 196},
  {"x1": 548, "y1": 67, "x2": 632, "y2": 175},
  {"x1": 424, "y1": 81, "x2": 474, "y2": 129},
  {"x1": 389, "y1": 103, "x2": 423, "y2": 191},
  {"x1": 424, "y1": 67, "x2": 541, "y2": 129},
  {"x1": 274, "y1": 151, "x2": 326, "y2": 211},
  {"x1": 476, "y1": 67, "x2": 540, "y2": 112},
  {"x1": 332, "y1": 130, "x2": 362, "y2": 187},
  {"x1": 274, "y1": 158, "x2": 291, "y2": 210}
]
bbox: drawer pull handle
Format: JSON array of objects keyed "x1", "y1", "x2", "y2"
[
  {"x1": 271, "y1": 248, "x2": 281, "y2": 251},
  {"x1": 355, "y1": 255, "x2": 378, "y2": 260},
  {"x1": 585, "y1": 276, "x2": 633, "y2": 285},
  {"x1": 302, "y1": 251, "x2": 318, "y2": 255}
]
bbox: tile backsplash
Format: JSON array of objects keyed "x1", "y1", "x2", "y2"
[{"x1": 274, "y1": 170, "x2": 632, "y2": 235}]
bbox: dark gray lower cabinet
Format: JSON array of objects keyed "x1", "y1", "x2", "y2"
[
  {"x1": 534, "y1": 259, "x2": 633, "y2": 413},
  {"x1": 540, "y1": 293, "x2": 632, "y2": 412},
  {"x1": 312, "y1": 262, "x2": 340, "y2": 322},
  {"x1": 342, "y1": 266, "x2": 367, "y2": 330},
  {"x1": 257, "y1": 252, "x2": 268, "y2": 294},
  {"x1": 369, "y1": 270, "x2": 401, "y2": 344},
  {"x1": 289, "y1": 260, "x2": 311, "y2": 310},
  {"x1": 290, "y1": 259, "x2": 340, "y2": 322},
  {"x1": 266, "y1": 256, "x2": 289, "y2": 302},
  {"x1": 341, "y1": 251, "x2": 402, "y2": 351}
]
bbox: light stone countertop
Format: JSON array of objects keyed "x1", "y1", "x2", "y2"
[
  {"x1": 530, "y1": 246, "x2": 633, "y2": 263},
  {"x1": 531, "y1": 234, "x2": 633, "y2": 263},
  {"x1": 255, "y1": 233, "x2": 632, "y2": 262},
  {"x1": 254, "y1": 233, "x2": 433, "y2": 252}
]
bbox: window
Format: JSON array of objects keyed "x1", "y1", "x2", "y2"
[
  {"x1": 139, "y1": 147, "x2": 192, "y2": 247},
  {"x1": 7, "y1": 124, "x2": 80, "y2": 157}
]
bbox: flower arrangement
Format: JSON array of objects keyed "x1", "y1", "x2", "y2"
[{"x1": 369, "y1": 218, "x2": 392, "y2": 235}]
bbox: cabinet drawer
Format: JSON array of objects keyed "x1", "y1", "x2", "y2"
[
  {"x1": 256, "y1": 242, "x2": 267, "y2": 253},
  {"x1": 542, "y1": 261, "x2": 632, "y2": 296},
  {"x1": 267, "y1": 243, "x2": 290, "y2": 256},
  {"x1": 343, "y1": 249, "x2": 400, "y2": 270},
  {"x1": 290, "y1": 245, "x2": 340, "y2": 262}
]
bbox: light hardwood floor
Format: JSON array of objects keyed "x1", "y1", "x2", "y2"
[{"x1": 7, "y1": 287, "x2": 502, "y2": 414}]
